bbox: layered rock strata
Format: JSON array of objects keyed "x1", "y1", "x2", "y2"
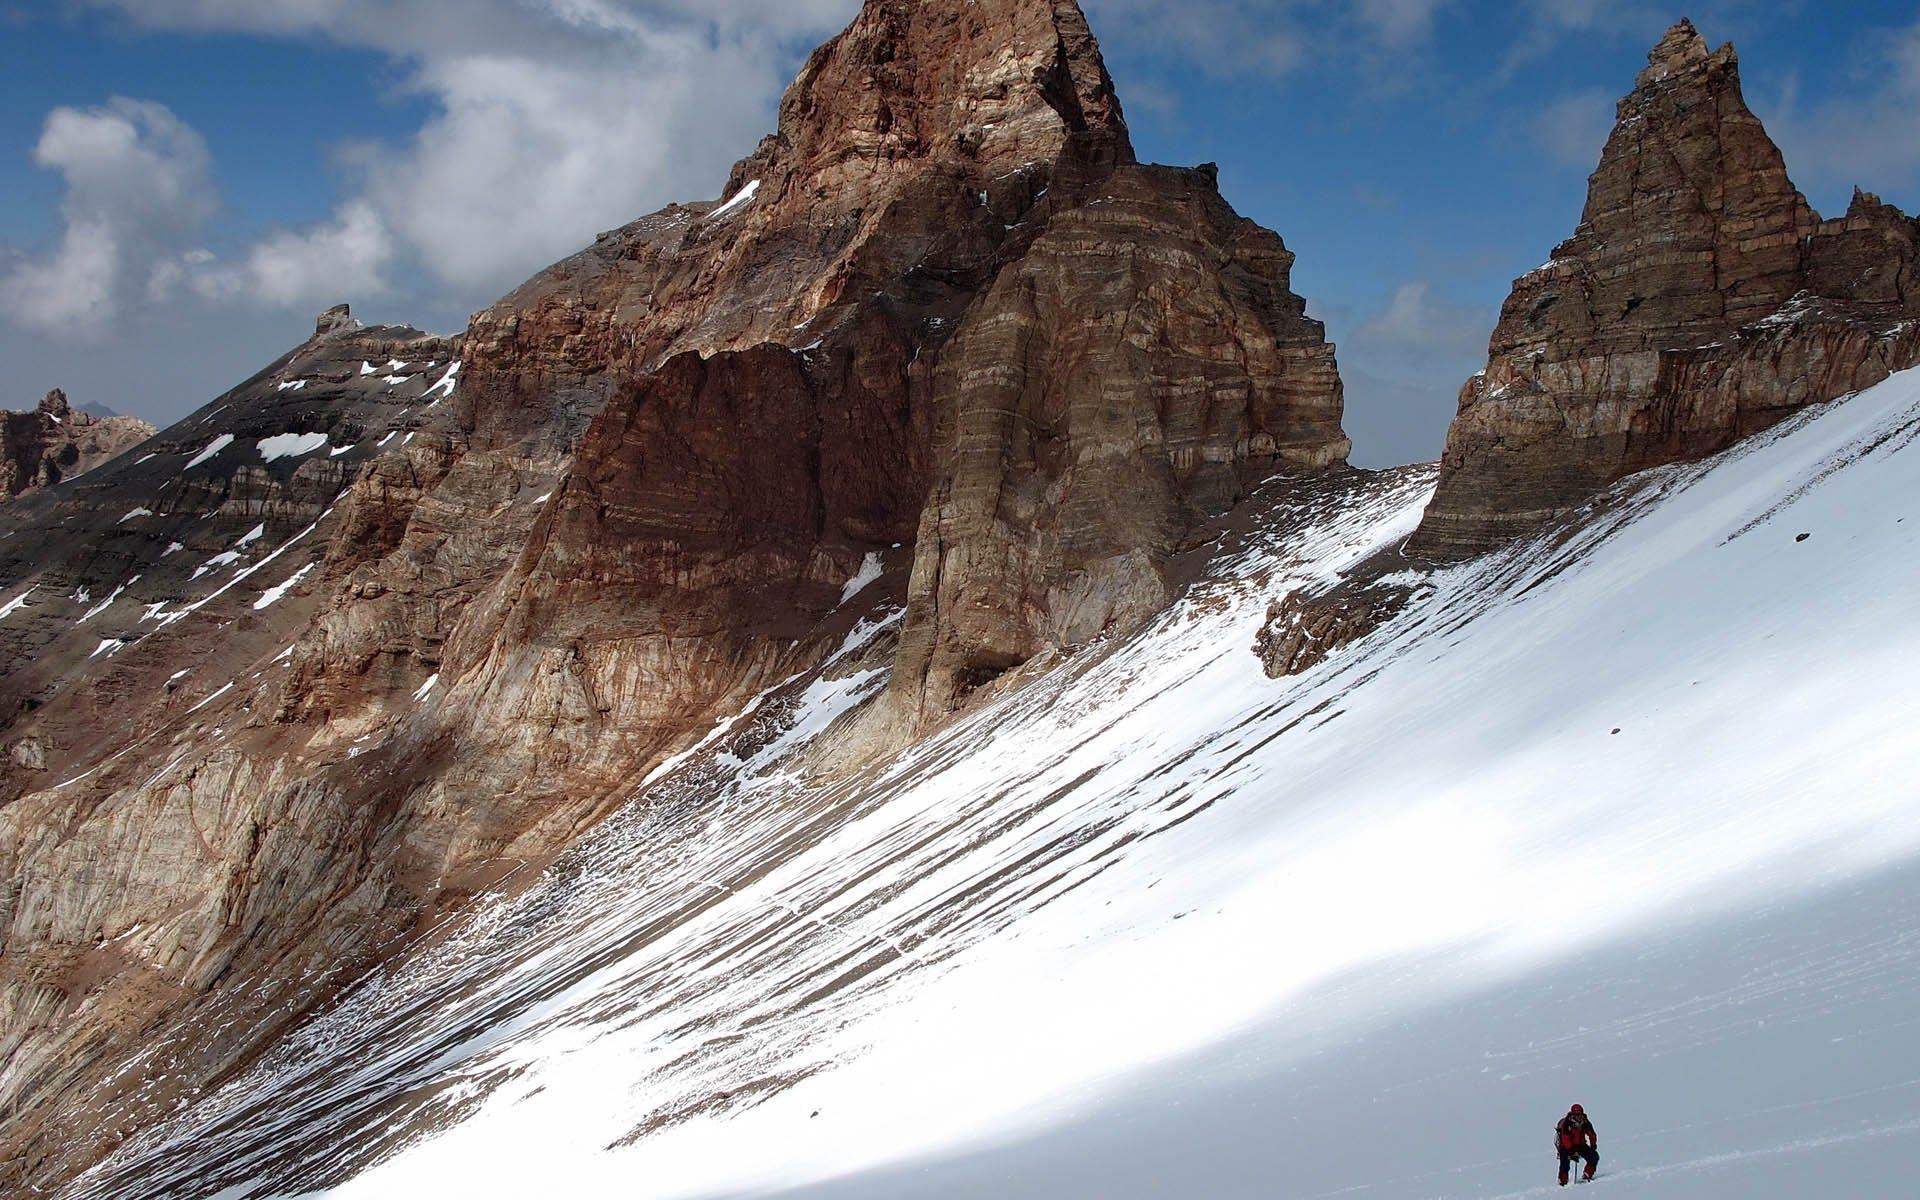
[
  {"x1": 0, "y1": 0, "x2": 1349, "y2": 1192},
  {"x1": 0, "y1": 389, "x2": 153, "y2": 501},
  {"x1": 894, "y1": 162, "x2": 1348, "y2": 718},
  {"x1": 1407, "y1": 19, "x2": 1920, "y2": 559}
]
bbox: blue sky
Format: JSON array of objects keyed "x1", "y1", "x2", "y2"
[{"x1": 3, "y1": 1, "x2": 1919, "y2": 466}]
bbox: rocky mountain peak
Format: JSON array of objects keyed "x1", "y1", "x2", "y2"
[
  {"x1": 1, "y1": 388, "x2": 153, "y2": 502},
  {"x1": 752, "y1": 0, "x2": 1133, "y2": 191},
  {"x1": 314, "y1": 302, "x2": 363, "y2": 338},
  {"x1": 0, "y1": 0, "x2": 1345, "y2": 1187},
  {"x1": 1636, "y1": 17, "x2": 1719, "y2": 84},
  {"x1": 1581, "y1": 17, "x2": 1811, "y2": 309},
  {"x1": 1404, "y1": 19, "x2": 1920, "y2": 560}
]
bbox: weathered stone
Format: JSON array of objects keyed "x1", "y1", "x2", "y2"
[
  {"x1": 314, "y1": 302, "x2": 363, "y2": 338},
  {"x1": 1409, "y1": 20, "x2": 1920, "y2": 559},
  {"x1": 891, "y1": 163, "x2": 1349, "y2": 719},
  {"x1": 0, "y1": 2, "x2": 1351, "y2": 1191},
  {"x1": 0, "y1": 389, "x2": 153, "y2": 502},
  {"x1": 1254, "y1": 590, "x2": 1391, "y2": 678}
]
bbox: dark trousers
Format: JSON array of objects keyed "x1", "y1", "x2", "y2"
[{"x1": 1559, "y1": 1145, "x2": 1599, "y2": 1179}]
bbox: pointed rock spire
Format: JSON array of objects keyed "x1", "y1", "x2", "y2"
[
  {"x1": 1637, "y1": 17, "x2": 1713, "y2": 83},
  {"x1": 761, "y1": 0, "x2": 1133, "y2": 185},
  {"x1": 1406, "y1": 19, "x2": 1920, "y2": 560}
]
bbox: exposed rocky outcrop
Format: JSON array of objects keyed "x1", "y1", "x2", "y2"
[
  {"x1": 893, "y1": 162, "x2": 1349, "y2": 719},
  {"x1": 1255, "y1": 588, "x2": 1394, "y2": 678},
  {"x1": 0, "y1": 1, "x2": 1350, "y2": 1193},
  {"x1": 0, "y1": 388, "x2": 153, "y2": 501},
  {"x1": 1408, "y1": 19, "x2": 1920, "y2": 559}
]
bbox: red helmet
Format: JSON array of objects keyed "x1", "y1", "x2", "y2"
[{"x1": 1570, "y1": 1104, "x2": 1585, "y2": 1115}]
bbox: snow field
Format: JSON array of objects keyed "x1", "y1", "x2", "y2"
[{"x1": 59, "y1": 370, "x2": 1920, "y2": 1200}]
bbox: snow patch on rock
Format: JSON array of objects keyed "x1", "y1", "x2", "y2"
[
  {"x1": 257, "y1": 433, "x2": 331, "y2": 463},
  {"x1": 183, "y1": 434, "x2": 234, "y2": 470}
]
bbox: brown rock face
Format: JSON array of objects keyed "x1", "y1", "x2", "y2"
[
  {"x1": 1254, "y1": 589, "x2": 1392, "y2": 679},
  {"x1": 893, "y1": 162, "x2": 1349, "y2": 718},
  {"x1": 0, "y1": 2, "x2": 1349, "y2": 1192},
  {"x1": 1409, "y1": 20, "x2": 1920, "y2": 559},
  {"x1": 0, "y1": 389, "x2": 153, "y2": 501}
]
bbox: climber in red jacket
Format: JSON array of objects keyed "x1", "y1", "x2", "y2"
[{"x1": 1556, "y1": 1103, "x2": 1599, "y2": 1185}]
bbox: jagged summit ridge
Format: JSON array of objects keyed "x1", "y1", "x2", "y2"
[
  {"x1": 0, "y1": 387, "x2": 154, "y2": 502},
  {"x1": 750, "y1": 0, "x2": 1133, "y2": 185},
  {"x1": 1637, "y1": 17, "x2": 1715, "y2": 82}
]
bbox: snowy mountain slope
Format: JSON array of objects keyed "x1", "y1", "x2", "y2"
[{"x1": 60, "y1": 366, "x2": 1920, "y2": 1199}]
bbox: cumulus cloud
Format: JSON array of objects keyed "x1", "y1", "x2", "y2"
[
  {"x1": 177, "y1": 201, "x2": 396, "y2": 308},
  {"x1": 64, "y1": 0, "x2": 861, "y2": 315},
  {"x1": 13, "y1": 0, "x2": 1473, "y2": 344},
  {"x1": 26, "y1": 0, "x2": 1463, "y2": 331},
  {"x1": 2, "y1": 98, "x2": 216, "y2": 334},
  {"x1": 364, "y1": 42, "x2": 778, "y2": 293}
]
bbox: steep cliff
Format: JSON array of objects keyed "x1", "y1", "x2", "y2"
[
  {"x1": 893, "y1": 162, "x2": 1348, "y2": 720},
  {"x1": 1407, "y1": 19, "x2": 1920, "y2": 559},
  {"x1": 0, "y1": 1, "x2": 1349, "y2": 1192},
  {"x1": 0, "y1": 389, "x2": 153, "y2": 501}
]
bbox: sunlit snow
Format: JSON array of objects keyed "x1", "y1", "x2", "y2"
[
  {"x1": 258, "y1": 433, "x2": 331, "y2": 463},
  {"x1": 183, "y1": 434, "x2": 235, "y2": 470},
  {"x1": 60, "y1": 369, "x2": 1920, "y2": 1200},
  {"x1": 253, "y1": 562, "x2": 317, "y2": 610},
  {"x1": 708, "y1": 179, "x2": 761, "y2": 222},
  {"x1": 76, "y1": 578, "x2": 137, "y2": 624},
  {"x1": 423, "y1": 361, "x2": 461, "y2": 401},
  {"x1": 0, "y1": 587, "x2": 36, "y2": 620},
  {"x1": 837, "y1": 551, "x2": 884, "y2": 605}
]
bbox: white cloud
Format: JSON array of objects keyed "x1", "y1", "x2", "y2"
[
  {"x1": 2, "y1": 98, "x2": 216, "y2": 334},
  {"x1": 364, "y1": 41, "x2": 777, "y2": 294},
  {"x1": 24, "y1": 0, "x2": 1465, "y2": 331},
  {"x1": 1355, "y1": 0, "x2": 1448, "y2": 49},
  {"x1": 183, "y1": 201, "x2": 396, "y2": 308},
  {"x1": 72, "y1": 0, "x2": 862, "y2": 310},
  {"x1": 1082, "y1": 0, "x2": 1309, "y2": 79}
]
